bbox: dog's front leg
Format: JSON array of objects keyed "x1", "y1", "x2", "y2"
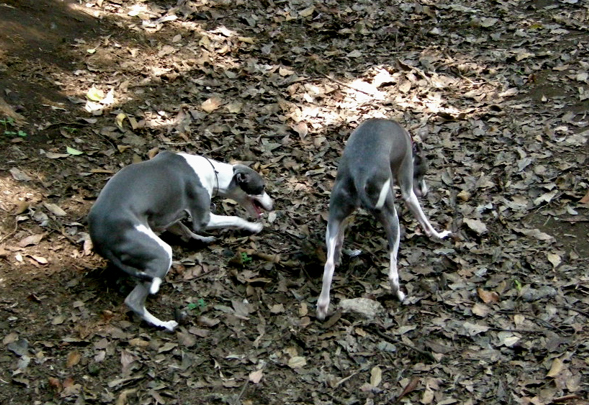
[{"x1": 205, "y1": 213, "x2": 263, "y2": 233}]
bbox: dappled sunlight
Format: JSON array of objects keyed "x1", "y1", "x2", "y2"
[{"x1": 1, "y1": 0, "x2": 588, "y2": 403}]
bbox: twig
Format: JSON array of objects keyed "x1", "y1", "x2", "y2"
[
  {"x1": 560, "y1": 217, "x2": 589, "y2": 223},
  {"x1": 560, "y1": 303, "x2": 589, "y2": 319},
  {"x1": 0, "y1": 219, "x2": 19, "y2": 244},
  {"x1": 317, "y1": 72, "x2": 377, "y2": 97},
  {"x1": 237, "y1": 379, "x2": 248, "y2": 401}
]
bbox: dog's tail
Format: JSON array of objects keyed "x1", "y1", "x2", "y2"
[
  {"x1": 357, "y1": 176, "x2": 392, "y2": 211},
  {"x1": 105, "y1": 254, "x2": 155, "y2": 283}
]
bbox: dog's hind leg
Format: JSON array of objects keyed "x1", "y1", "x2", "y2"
[
  {"x1": 317, "y1": 192, "x2": 355, "y2": 320},
  {"x1": 122, "y1": 225, "x2": 178, "y2": 331},
  {"x1": 372, "y1": 200, "x2": 405, "y2": 302},
  {"x1": 166, "y1": 222, "x2": 216, "y2": 243}
]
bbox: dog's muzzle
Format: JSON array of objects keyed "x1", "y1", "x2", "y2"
[{"x1": 247, "y1": 192, "x2": 273, "y2": 218}]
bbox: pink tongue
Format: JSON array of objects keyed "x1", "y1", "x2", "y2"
[{"x1": 254, "y1": 203, "x2": 262, "y2": 218}]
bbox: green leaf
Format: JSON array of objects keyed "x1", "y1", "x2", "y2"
[{"x1": 67, "y1": 147, "x2": 84, "y2": 156}]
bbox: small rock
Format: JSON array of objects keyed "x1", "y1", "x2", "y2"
[{"x1": 339, "y1": 298, "x2": 384, "y2": 320}]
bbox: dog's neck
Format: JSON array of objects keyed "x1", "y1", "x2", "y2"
[
  {"x1": 208, "y1": 160, "x2": 236, "y2": 197},
  {"x1": 178, "y1": 153, "x2": 238, "y2": 199}
]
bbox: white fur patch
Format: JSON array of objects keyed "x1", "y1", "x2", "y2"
[
  {"x1": 135, "y1": 224, "x2": 172, "y2": 266},
  {"x1": 150, "y1": 277, "x2": 162, "y2": 294},
  {"x1": 375, "y1": 178, "x2": 391, "y2": 209},
  {"x1": 177, "y1": 153, "x2": 215, "y2": 197}
]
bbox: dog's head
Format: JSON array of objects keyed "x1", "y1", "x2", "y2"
[
  {"x1": 229, "y1": 165, "x2": 273, "y2": 218},
  {"x1": 412, "y1": 142, "x2": 428, "y2": 197}
]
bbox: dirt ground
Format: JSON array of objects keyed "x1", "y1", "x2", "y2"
[{"x1": 0, "y1": 0, "x2": 588, "y2": 404}]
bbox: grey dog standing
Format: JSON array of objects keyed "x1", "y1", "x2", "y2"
[
  {"x1": 317, "y1": 119, "x2": 451, "y2": 320},
  {"x1": 89, "y1": 151, "x2": 273, "y2": 331}
]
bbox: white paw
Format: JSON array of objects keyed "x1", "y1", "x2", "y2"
[
  {"x1": 434, "y1": 230, "x2": 451, "y2": 240},
  {"x1": 343, "y1": 249, "x2": 362, "y2": 258},
  {"x1": 159, "y1": 320, "x2": 178, "y2": 332},
  {"x1": 199, "y1": 236, "x2": 216, "y2": 243},
  {"x1": 396, "y1": 289, "x2": 406, "y2": 302},
  {"x1": 316, "y1": 306, "x2": 328, "y2": 321},
  {"x1": 249, "y1": 222, "x2": 263, "y2": 234}
]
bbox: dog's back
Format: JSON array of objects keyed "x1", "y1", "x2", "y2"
[{"x1": 335, "y1": 119, "x2": 412, "y2": 211}]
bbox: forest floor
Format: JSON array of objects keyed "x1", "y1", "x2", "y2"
[{"x1": 0, "y1": 0, "x2": 588, "y2": 404}]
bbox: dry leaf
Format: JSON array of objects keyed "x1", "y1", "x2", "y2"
[
  {"x1": 201, "y1": 97, "x2": 223, "y2": 113},
  {"x1": 370, "y1": 366, "x2": 382, "y2": 387},
  {"x1": 299, "y1": 6, "x2": 315, "y2": 17},
  {"x1": 18, "y1": 233, "x2": 44, "y2": 248},
  {"x1": 249, "y1": 369, "x2": 264, "y2": 384},
  {"x1": 580, "y1": 189, "x2": 589, "y2": 204},
  {"x1": 291, "y1": 122, "x2": 308, "y2": 139},
  {"x1": 477, "y1": 288, "x2": 500, "y2": 304},
  {"x1": 45, "y1": 152, "x2": 70, "y2": 159},
  {"x1": 546, "y1": 357, "x2": 564, "y2": 377},
  {"x1": 115, "y1": 112, "x2": 127, "y2": 131},
  {"x1": 10, "y1": 167, "x2": 32, "y2": 181},
  {"x1": 288, "y1": 356, "x2": 306, "y2": 369},
  {"x1": 464, "y1": 218, "x2": 488, "y2": 234},
  {"x1": 67, "y1": 351, "x2": 81, "y2": 368},
  {"x1": 44, "y1": 203, "x2": 67, "y2": 216},
  {"x1": 29, "y1": 255, "x2": 48, "y2": 265},
  {"x1": 546, "y1": 252, "x2": 561, "y2": 268},
  {"x1": 226, "y1": 102, "x2": 243, "y2": 114},
  {"x1": 472, "y1": 302, "x2": 490, "y2": 317}
]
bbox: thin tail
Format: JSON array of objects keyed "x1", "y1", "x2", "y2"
[{"x1": 357, "y1": 176, "x2": 391, "y2": 211}]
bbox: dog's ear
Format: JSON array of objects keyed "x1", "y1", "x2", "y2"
[
  {"x1": 234, "y1": 166, "x2": 250, "y2": 185},
  {"x1": 412, "y1": 142, "x2": 422, "y2": 156},
  {"x1": 236, "y1": 171, "x2": 249, "y2": 184}
]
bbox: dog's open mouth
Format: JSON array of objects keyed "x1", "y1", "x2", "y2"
[
  {"x1": 252, "y1": 199, "x2": 264, "y2": 218},
  {"x1": 248, "y1": 193, "x2": 273, "y2": 218}
]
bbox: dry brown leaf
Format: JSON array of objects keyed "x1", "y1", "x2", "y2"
[
  {"x1": 477, "y1": 288, "x2": 500, "y2": 304},
  {"x1": 18, "y1": 233, "x2": 44, "y2": 248},
  {"x1": 67, "y1": 351, "x2": 81, "y2": 368},
  {"x1": 546, "y1": 252, "x2": 561, "y2": 268},
  {"x1": 291, "y1": 122, "x2": 308, "y2": 139},
  {"x1": 201, "y1": 97, "x2": 223, "y2": 113},
  {"x1": 580, "y1": 189, "x2": 589, "y2": 204},
  {"x1": 472, "y1": 302, "x2": 490, "y2": 317},
  {"x1": 397, "y1": 377, "x2": 420, "y2": 402},
  {"x1": 546, "y1": 357, "x2": 564, "y2": 378}
]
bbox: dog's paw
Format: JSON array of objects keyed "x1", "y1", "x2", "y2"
[
  {"x1": 249, "y1": 222, "x2": 264, "y2": 233},
  {"x1": 159, "y1": 320, "x2": 178, "y2": 332},
  {"x1": 316, "y1": 306, "x2": 328, "y2": 321},
  {"x1": 434, "y1": 230, "x2": 451, "y2": 240},
  {"x1": 396, "y1": 290, "x2": 406, "y2": 302},
  {"x1": 197, "y1": 235, "x2": 216, "y2": 243}
]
